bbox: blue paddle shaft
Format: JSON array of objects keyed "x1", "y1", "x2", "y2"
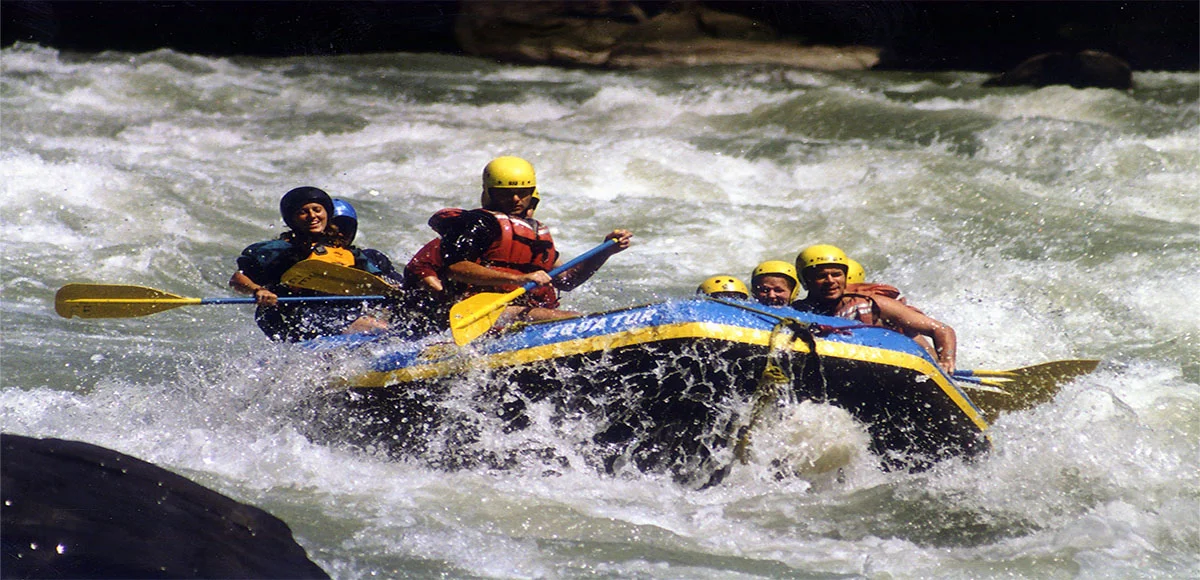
[
  {"x1": 199, "y1": 295, "x2": 388, "y2": 305},
  {"x1": 520, "y1": 238, "x2": 618, "y2": 291}
]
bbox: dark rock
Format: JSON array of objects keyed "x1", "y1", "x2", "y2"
[
  {"x1": 1, "y1": 433, "x2": 329, "y2": 579},
  {"x1": 454, "y1": 0, "x2": 879, "y2": 69},
  {"x1": 982, "y1": 50, "x2": 1133, "y2": 89},
  {"x1": 2, "y1": 2, "x2": 1197, "y2": 71}
]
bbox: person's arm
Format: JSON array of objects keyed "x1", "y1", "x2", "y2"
[
  {"x1": 553, "y1": 229, "x2": 633, "y2": 291},
  {"x1": 874, "y1": 295, "x2": 956, "y2": 373},
  {"x1": 442, "y1": 212, "x2": 554, "y2": 288},
  {"x1": 420, "y1": 275, "x2": 444, "y2": 292},
  {"x1": 404, "y1": 239, "x2": 446, "y2": 292},
  {"x1": 446, "y1": 261, "x2": 551, "y2": 287},
  {"x1": 229, "y1": 270, "x2": 277, "y2": 306}
]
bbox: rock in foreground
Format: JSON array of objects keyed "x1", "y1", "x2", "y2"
[{"x1": 1, "y1": 433, "x2": 328, "y2": 579}]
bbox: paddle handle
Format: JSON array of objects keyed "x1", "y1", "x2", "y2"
[
  {"x1": 198, "y1": 295, "x2": 388, "y2": 305},
  {"x1": 520, "y1": 238, "x2": 619, "y2": 292},
  {"x1": 453, "y1": 238, "x2": 620, "y2": 331}
]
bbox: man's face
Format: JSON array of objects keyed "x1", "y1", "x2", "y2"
[
  {"x1": 752, "y1": 274, "x2": 794, "y2": 306},
  {"x1": 487, "y1": 187, "x2": 536, "y2": 217},
  {"x1": 804, "y1": 265, "x2": 846, "y2": 302}
]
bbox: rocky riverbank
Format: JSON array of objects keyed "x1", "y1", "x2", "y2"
[{"x1": 2, "y1": 1, "x2": 1196, "y2": 72}]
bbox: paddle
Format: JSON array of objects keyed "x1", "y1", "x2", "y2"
[
  {"x1": 953, "y1": 359, "x2": 1100, "y2": 422},
  {"x1": 280, "y1": 259, "x2": 401, "y2": 296},
  {"x1": 449, "y1": 238, "x2": 619, "y2": 345},
  {"x1": 55, "y1": 284, "x2": 386, "y2": 319}
]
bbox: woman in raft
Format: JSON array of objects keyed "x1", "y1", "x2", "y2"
[{"x1": 229, "y1": 187, "x2": 396, "y2": 341}]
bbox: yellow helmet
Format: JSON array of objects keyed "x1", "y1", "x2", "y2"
[
  {"x1": 750, "y1": 260, "x2": 800, "y2": 300},
  {"x1": 482, "y1": 156, "x2": 537, "y2": 190},
  {"x1": 696, "y1": 275, "x2": 750, "y2": 299},
  {"x1": 795, "y1": 244, "x2": 849, "y2": 290},
  {"x1": 845, "y1": 258, "x2": 865, "y2": 285}
]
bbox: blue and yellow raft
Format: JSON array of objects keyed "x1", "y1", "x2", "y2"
[{"x1": 302, "y1": 297, "x2": 990, "y2": 485}]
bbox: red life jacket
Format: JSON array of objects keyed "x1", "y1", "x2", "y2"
[
  {"x1": 846, "y1": 282, "x2": 926, "y2": 315},
  {"x1": 797, "y1": 292, "x2": 877, "y2": 325},
  {"x1": 420, "y1": 208, "x2": 561, "y2": 308},
  {"x1": 846, "y1": 282, "x2": 901, "y2": 301},
  {"x1": 832, "y1": 293, "x2": 877, "y2": 325},
  {"x1": 477, "y1": 210, "x2": 559, "y2": 307},
  {"x1": 840, "y1": 285, "x2": 932, "y2": 339}
]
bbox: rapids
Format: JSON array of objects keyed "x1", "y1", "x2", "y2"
[{"x1": 2, "y1": 43, "x2": 1197, "y2": 578}]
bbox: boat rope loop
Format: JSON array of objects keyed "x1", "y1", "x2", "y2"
[
  {"x1": 809, "y1": 322, "x2": 875, "y2": 336},
  {"x1": 706, "y1": 296, "x2": 868, "y2": 338},
  {"x1": 733, "y1": 319, "x2": 828, "y2": 464},
  {"x1": 705, "y1": 297, "x2": 830, "y2": 400}
]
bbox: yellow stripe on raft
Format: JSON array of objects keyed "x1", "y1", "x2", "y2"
[{"x1": 341, "y1": 321, "x2": 989, "y2": 431}]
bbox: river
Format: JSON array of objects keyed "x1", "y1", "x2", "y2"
[{"x1": 2, "y1": 43, "x2": 1197, "y2": 578}]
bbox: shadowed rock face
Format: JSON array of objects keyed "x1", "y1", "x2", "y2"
[
  {"x1": 454, "y1": 0, "x2": 880, "y2": 70},
  {"x1": 1, "y1": 433, "x2": 329, "y2": 579},
  {"x1": 983, "y1": 50, "x2": 1133, "y2": 89}
]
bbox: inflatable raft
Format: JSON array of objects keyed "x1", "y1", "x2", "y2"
[{"x1": 301, "y1": 297, "x2": 990, "y2": 486}]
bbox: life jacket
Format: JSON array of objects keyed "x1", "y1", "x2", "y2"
[
  {"x1": 846, "y1": 282, "x2": 925, "y2": 315},
  {"x1": 795, "y1": 293, "x2": 877, "y2": 325},
  {"x1": 306, "y1": 244, "x2": 356, "y2": 267},
  {"x1": 425, "y1": 208, "x2": 561, "y2": 308},
  {"x1": 479, "y1": 210, "x2": 557, "y2": 270},
  {"x1": 239, "y1": 237, "x2": 358, "y2": 289},
  {"x1": 477, "y1": 210, "x2": 559, "y2": 307},
  {"x1": 846, "y1": 282, "x2": 901, "y2": 301},
  {"x1": 833, "y1": 293, "x2": 877, "y2": 325}
]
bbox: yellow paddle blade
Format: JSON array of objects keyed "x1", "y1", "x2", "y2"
[
  {"x1": 1006, "y1": 359, "x2": 1099, "y2": 381},
  {"x1": 449, "y1": 288, "x2": 526, "y2": 346},
  {"x1": 281, "y1": 259, "x2": 398, "y2": 296},
  {"x1": 55, "y1": 284, "x2": 201, "y2": 318},
  {"x1": 965, "y1": 359, "x2": 1100, "y2": 422}
]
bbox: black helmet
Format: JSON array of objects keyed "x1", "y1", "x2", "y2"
[{"x1": 279, "y1": 186, "x2": 334, "y2": 231}]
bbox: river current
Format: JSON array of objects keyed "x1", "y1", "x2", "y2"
[{"x1": 2, "y1": 43, "x2": 1198, "y2": 578}]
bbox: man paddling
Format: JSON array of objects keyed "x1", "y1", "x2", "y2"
[
  {"x1": 791, "y1": 244, "x2": 958, "y2": 373},
  {"x1": 411, "y1": 156, "x2": 631, "y2": 327}
]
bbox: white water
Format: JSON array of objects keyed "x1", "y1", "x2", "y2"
[{"x1": 2, "y1": 44, "x2": 1198, "y2": 578}]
